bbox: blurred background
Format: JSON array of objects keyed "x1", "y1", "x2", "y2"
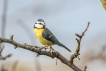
[{"x1": 0, "y1": 0, "x2": 106, "y2": 71}]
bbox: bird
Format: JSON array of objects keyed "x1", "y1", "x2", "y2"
[{"x1": 33, "y1": 19, "x2": 71, "y2": 52}]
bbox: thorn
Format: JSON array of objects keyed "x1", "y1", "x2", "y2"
[
  {"x1": 56, "y1": 58, "x2": 58, "y2": 65},
  {"x1": 84, "y1": 65, "x2": 87, "y2": 71},
  {"x1": 75, "y1": 33, "x2": 81, "y2": 37},
  {"x1": 24, "y1": 43, "x2": 28, "y2": 46},
  {"x1": 8, "y1": 54, "x2": 12, "y2": 57},
  {"x1": 14, "y1": 45, "x2": 17, "y2": 49},
  {"x1": 24, "y1": 43, "x2": 27, "y2": 45},
  {"x1": 78, "y1": 56, "x2": 80, "y2": 60},
  {"x1": 10, "y1": 35, "x2": 14, "y2": 41},
  {"x1": 76, "y1": 38, "x2": 80, "y2": 43},
  {"x1": 36, "y1": 53, "x2": 40, "y2": 57},
  {"x1": 24, "y1": 43, "x2": 31, "y2": 47}
]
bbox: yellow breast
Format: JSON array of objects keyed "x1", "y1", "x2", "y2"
[{"x1": 34, "y1": 28, "x2": 54, "y2": 46}]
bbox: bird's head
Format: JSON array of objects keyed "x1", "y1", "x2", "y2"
[{"x1": 34, "y1": 19, "x2": 46, "y2": 29}]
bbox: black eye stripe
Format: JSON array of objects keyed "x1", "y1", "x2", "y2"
[{"x1": 35, "y1": 22, "x2": 45, "y2": 25}]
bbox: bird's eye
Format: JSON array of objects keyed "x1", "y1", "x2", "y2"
[{"x1": 39, "y1": 23, "x2": 42, "y2": 24}]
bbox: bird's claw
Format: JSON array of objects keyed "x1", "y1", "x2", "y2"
[
  {"x1": 36, "y1": 46, "x2": 48, "y2": 57},
  {"x1": 36, "y1": 47, "x2": 44, "y2": 57},
  {"x1": 36, "y1": 45, "x2": 57, "y2": 57},
  {"x1": 49, "y1": 46, "x2": 57, "y2": 58}
]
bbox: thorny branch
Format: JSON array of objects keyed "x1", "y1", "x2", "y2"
[
  {"x1": 0, "y1": 22, "x2": 90, "y2": 71},
  {"x1": 70, "y1": 22, "x2": 90, "y2": 65},
  {"x1": 84, "y1": 66, "x2": 87, "y2": 71}
]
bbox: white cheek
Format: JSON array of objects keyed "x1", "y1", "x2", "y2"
[
  {"x1": 35, "y1": 24, "x2": 43, "y2": 28},
  {"x1": 36, "y1": 21, "x2": 45, "y2": 25}
]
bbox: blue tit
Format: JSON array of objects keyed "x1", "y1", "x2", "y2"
[{"x1": 33, "y1": 19, "x2": 71, "y2": 52}]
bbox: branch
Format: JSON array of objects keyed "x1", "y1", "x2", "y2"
[
  {"x1": 84, "y1": 66, "x2": 87, "y2": 71},
  {"x1": 0, "y1": 37, "x2": 82, "y2": 71},
  {"x1": 0, "y1": 54, "x2": 12, "y2": 60},
  {"x1": 70, "y1": 22, "x2": 90, "y2": 64},
  {"x1": 0, "y1": 46, "x2": 4, "y2": 55}
]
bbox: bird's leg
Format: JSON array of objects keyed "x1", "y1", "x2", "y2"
[
  {"x1": 38, "y1": 46, "x2": 46, "y2": 50},
  {"x1": 37, "y1": 45, "x2": 51, "y2": 52},
  {"x1": 36, "y1": 46, "x2": 47, "y2": 57},
  {"x1": 50, "y1": 46, "x2": 55, "y2": 52},
  {"x1": 44, "y1": 45, "x2": 48, "y2": 51},
  {"x1": 46, "y1": 46, "x2": 56, "y2": 55}
]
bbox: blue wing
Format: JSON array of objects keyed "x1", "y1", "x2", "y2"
[
  {"x1": 42, "y1": 28, "x2": 71, "y2": 52},
  {"x1": 42, "y1": 28, "x2": 59, "y2": 44}
]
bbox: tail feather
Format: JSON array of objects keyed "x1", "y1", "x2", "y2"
[{"x1": 57, "y1": 42, "x2": 71, "y2": 52}]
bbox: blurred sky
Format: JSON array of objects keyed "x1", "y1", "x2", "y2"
[{"x1": 0, "y1": 0, "x2": 106, "y2": 71}]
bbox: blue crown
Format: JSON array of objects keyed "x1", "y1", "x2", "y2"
[{"x1": 37, "y1": 19, "x2": 44, "y2": 22}]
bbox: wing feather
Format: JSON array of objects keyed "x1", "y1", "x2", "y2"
[
  {"x1": 42, "y1": 28, "x2": 59, "y2": 44},
  {"x1": 42, "y1": 28, "x2": 71, "y2": 52}
]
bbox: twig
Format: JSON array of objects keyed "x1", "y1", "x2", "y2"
[
  {"x1": 0, "y1": 54, "x2": 12, "y2": 60},
  {"x1": 70, "y1": 22, "x2": 90, "y2": 64},
  {"x1": 0, "y1": 46, "x2": 4, "y2": 55},
  {"x1": 84, "y1": 65, "x2": 87, "y2": 71},
  {"x1": 0, "y1": 45, "x2": 12, "y2": 60},
  {"x1": 79, "y1": 22, "x2": 90, "y2": 37},
  {"x1": 0, "y1": 37, "x2": 82, "y2": 71}
]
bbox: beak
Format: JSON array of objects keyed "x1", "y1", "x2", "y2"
[{"x1": 42, "y1": 23, "x2": 45, "y2": 26}]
